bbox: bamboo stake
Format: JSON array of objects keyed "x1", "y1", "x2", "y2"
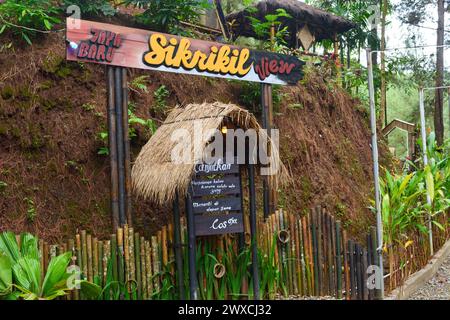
[
  {"x1": 134, "y1": 232, "x2": 142, "y2": 300},
  {"x1": 98, "y1": 240, "x2": 103, "y2": 289},
  {"x1": 111, "y1": 234, "x2": 118, "y2": 282},
  {"x1": 103, "y1": 241, "x2": 110, "y2": 288},
  {"x1": 342, "y1": 231, "x2": 350, "y2": 300},
  {"x1": 87, "y1": 234, "x2": 93, "y2": 282},
  {"x1": 293, "y1": 216, "x2": 301, "y2": 296},
  {"x1": 128, "y1": 227, "x2": 136, "y2": 299},
  {"x1": 316, "y1": 206, "x2": 323, "y2": 296},
  {"x1": 39, "y1": 239, "x2": 45, "y2": 281},
  {"x1": 326, "y1": 213, "x2": 333, "y2": 296},
  {"x1": 123, "y1": 225, "x2": 130, "y2": 287},
  {"x1": 80, "y1": 230, "x2": 88, "y2": 280},
  {"x1": 162, "y1": 226, "x2": 168, "y2": 267},
  {"x1": 75, "y1": 233, "x2": 82, "y2": 276},
  {"x1": 93, "y1": 237, "x2": 99, "y2": 283},
  {"x1": 145, "y1": 240, "x2": 153, "y2": 298},
  {"x1": 117, "y1": 227, "x2": 125, "y2": 284},
  {"x1": 335, "y1": 221, "x2": 342, "y2": 299},
  {"x1": 152, "y1": 236, "x2": 160, "y2": 293},
  {"x1": 301, "y1": 215, "x2": 311, "y2": 296},
  {"x1": 140, "y1": 236, "x2": 147, "y2": 300}
]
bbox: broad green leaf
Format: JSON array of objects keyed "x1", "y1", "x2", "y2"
[
  {"x1": 0, "y1": 232, "x2": 20, "y2": 263},
  {"x1": 41, "y1": 252, "x2": 71, "y2": 298},
  {"x1": 0, "y1": 252, "x2": 12, "y2": 294},
  {"x1": 425, "y1": 165, "x2": 435, "y2": 202}
]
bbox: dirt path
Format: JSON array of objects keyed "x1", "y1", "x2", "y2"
[{"x1": 408, "y1": 254, "x2": 450, "y2": 300}]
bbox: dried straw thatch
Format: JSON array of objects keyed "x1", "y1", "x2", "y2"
[
  {"x1": 132, "y1": 102, "x2": 287, "y2": 205},
  {"x1": 227, "y1": 0, "x2": 356, "y2": 46}
]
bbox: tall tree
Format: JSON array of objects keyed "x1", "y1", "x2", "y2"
[
  {"x1": 380, "y1": 0, "x2": 389, "y2": 127},
  {"x1": 435, "y1": 0, "x2": 445, "y2": 145}
]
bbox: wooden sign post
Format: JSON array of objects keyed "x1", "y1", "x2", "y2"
[{"x1": 66, "y1": 17, "x2": 304, "y2": 300}]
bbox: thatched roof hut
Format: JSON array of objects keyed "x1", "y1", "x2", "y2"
[
  {"x1": 132, "y1": 102, "x2": 286, "y2": 205},
  {"x1": 226, "y1": 0, "x2": 356, "y2": 48}
]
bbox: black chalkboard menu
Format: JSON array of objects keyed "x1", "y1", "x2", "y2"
[{"x1": 190, "y1": 159, "x2": 244, "y2": 236}]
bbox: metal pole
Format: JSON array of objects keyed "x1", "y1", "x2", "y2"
[
  {"x1": 106, "y1": 66, "x2": 119, "y2": 229},
  {"x1": 247, "y1": 164, "x2": 260, "y2": 300},
  {"x1": 366, "y1": 48, "x2": 384, "y2": 299},
  {"x1": 173, "y1": 191, "x2": 185, "y2": 300},
  {"x1": 261, "y1": 83, "x2": 271, "y2": 219},
  {"x1": 121, "y1": 68, "x2": 133, "y2": 227},
  {"x1": 186, "y1": 193, "x2": 199, "y2": 300},
  {"x1": 419, "y1": 88, "x2": 434, "y2": 256},
  {"x1": 114, "y1": 67, "x2": 126, "y2": 226}
]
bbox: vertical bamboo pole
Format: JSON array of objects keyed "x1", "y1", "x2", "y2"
[
  {"x1": 93, "y1": 238, "x2": 99, "y2": 284},
  {"x1": 128, "y1": 227, "x2": 136, "y2": 299},
  {"x1": 355, "y1": 243, "x2": 362, "y2": 300},
  {"x1": 87, "y1": 234, "x2": 93, "y2": 283},
  {"x1": 348, "y1": 240, "x2": 356, "y2": 300},
  {"x1": 80, "y1": 230, "x2": 88, "y2": 280},
  {"x1": 139, "y1": 236, "x2": 146, "y2": 300},
  {"x1": 103, "y1": 241, "x2": 110, "y2": 288},
  {"x1": 111, "y1": 234, "x2": 118, "y2": 282},
  {"x1": 316, "y1": 206, "x2": 323, "y2": 296},
  {"x1": 107, "y1": 66, "x2": 120, "y2": 229},
  {"x1": 362, "y1": 248, "x2": 369, "y2": 300},
  {"x1": 162, "y1": 226, "x2": 168, "y2": 267},
  {"x1": 335, "y1": 221, "x2": 342, "y2": 299},
  {"x1": 121, "y1": 67, "x2": 132, "y2": 226},
  {"x1": 134, "y1": 232, "x2": 142, "y2": 300},
  {"x1": 145, "y1": 240, "x2": 153, "y2": 299},
  {"x1": 39, "y1": 239, "x2": 45, "y2": 281},
  {"x1": 117, "y1": 228, "x2": 125, "y2": 284},
  {"x1": 151, "y1": 236, "x2": 160, "y2": 294},
  {"x1": 311, "y1": 209, "x2": 319, "y2": 296},
  {"x1": 342, "y1": 231, "x2": 350, "y2": 300}
]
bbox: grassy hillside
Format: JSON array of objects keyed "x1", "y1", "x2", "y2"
[{"x1": 0, "y1": 31, "x2": 388, "y2": 243}]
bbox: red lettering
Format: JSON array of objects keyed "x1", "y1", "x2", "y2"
[
  {"x1": 98, "y1": 31, "x2": 106, "y2": 45},
  {"x1": 106, "y1": 47, "x2": 115, "y2": 62},
  {"x1": 90, "y1": 29, "x2": 100, "y2": 43},
  {"x1": 269, "y1": 60, "x2": 279, "y2": 73},
  {"x1": 105, "y1": 31, "x2": 115, "y2": 46},
  {"x1": 88, "y1": 44, "x2": 97, "y2": 59},
  {"x1": 77, "y1": 42, "x2": 89, "y2": 58},
  {"x1": 113, "y1": 34, "x2": 121, "y2": 48},
  {"x1": 254, "y1": 63, "x2": 267, "y2": 81},
  {"x1": 279, "y1": 61, "x2": 295, "y2": 74},
  {"x1": 96, "y1": 45, "x2": 106, "y2": 61}
]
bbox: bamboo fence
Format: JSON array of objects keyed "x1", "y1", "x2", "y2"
[{"x1": 29, "y1": 206, "x2": 449, "y2": 300}]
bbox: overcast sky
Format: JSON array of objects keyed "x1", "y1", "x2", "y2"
[{"x1": 365, "y1": 0, "x2": 449, "y2": 69}]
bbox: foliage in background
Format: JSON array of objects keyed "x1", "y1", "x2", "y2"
[
  {"x1": 375, "y1": 133, "x2": 449, "y2": 252},
  {"x1": 0, "y1": 232, "x2": 73, "y2": 300},
  {"x1": 98, "y1": 102, "x2": 156, "y2": 155},
  {"x1": 123, "y1": 0, "x2": 211, "y2": 34},
  {"x1": 246, "y1": 8, "x2": 291, "y2": 52},
  {"x1": 62, "y1": 0, "x2": 116, "y2": 17},
  {"x1": 0, "y1": 0, "x2": 61, "y2": 45}
]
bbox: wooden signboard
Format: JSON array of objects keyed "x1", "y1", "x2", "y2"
[
  {"x1": 189, "y1": 159, "x2": 243, "y2": 236},
  {"x1": 66, "y1": 18, "x2": 304, "y2": 85},
  {"x1": 191, "y1": 175, "x2": 240, "y2": 196},
  {"x1": 192, "y1": 196, "x2": 241, "y2": 214},
  {"x1": 194, "y1": 213, "x2": 244, "y2": 236}
]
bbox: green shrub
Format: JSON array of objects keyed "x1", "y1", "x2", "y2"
[
  {"x1": 124, "y1": 0, "x2": 211, "y2": 34},
  {"x1": 0, "y1": 0, "x2": 61, "y2": 45},
  {"x1": 62, "y1": 0, "x2": 116, "y2": 17}
]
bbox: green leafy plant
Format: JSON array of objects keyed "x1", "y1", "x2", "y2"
[
  {"x1": 97, "y1": 103, "x2": 156, "y2": 155},
  {"x1": 0, "y1": 0, "x2": 61, "y2": 45},
  {"x1": 152, "y1": 85, "x2": 170, "y2": 113},
  {"x1": 124, "y1": 0, "x2": 211, "y2": 34},
  {"x1": 247, "y1": 8, "x2": 291, "y2": 51},
  {"x1": 129, "y1": 75, "x2": 150, "y2": 94},
  {"x1": 0, "y1": 232, "x2": 72, "y2": 300},
  {"x1": 63, "y1": 0, "x2": 116, "y2": 17},
  {"x1": 23, "y1": 197, "x2": 36, "y2": 222}
]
